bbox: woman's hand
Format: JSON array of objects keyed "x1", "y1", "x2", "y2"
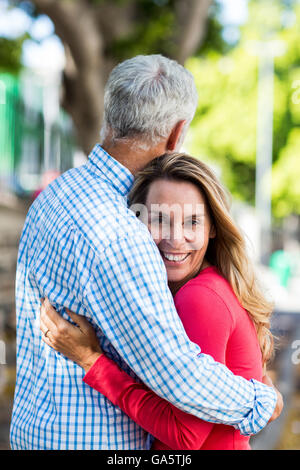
[
  {"x1": 40, "y1": 298, "x2": 103, "y2": 372},
  {"x1": 262, "y1": 374, "x2": 284, "y2": 423}
]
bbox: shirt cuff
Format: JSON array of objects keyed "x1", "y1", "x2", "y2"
[{"x1": 237, "y1": 379, "x2": 277, "y2": 436}]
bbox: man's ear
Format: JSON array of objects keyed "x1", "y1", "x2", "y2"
[{"x1": 166, "y1": 120, "x2": 186, "y2": 151}]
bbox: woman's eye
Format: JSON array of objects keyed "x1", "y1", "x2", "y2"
[
  {"x1": 185, "y1": 219, "x2": 201, "y2": 228},
  {"x1": 151, "y1": 214, "x2": 169, "y2": 225}
]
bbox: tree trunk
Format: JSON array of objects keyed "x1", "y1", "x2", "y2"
[
  {"x1": 33, "y1": 0, "x2": 105, "y2": 155},
  {"x1": 173, "y1": 0, "x2": 214, "y2": 64}
]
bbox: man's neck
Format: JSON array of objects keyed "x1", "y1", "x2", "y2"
[{"x1": 101, "y1": 137, "x2": 167, "y2": 176}]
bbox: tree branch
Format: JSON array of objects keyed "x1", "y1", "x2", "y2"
[
  {"x1": 173, "y1": 0, "x2": 213, "y2": 64},
  {"x1": 32, "y1": 0, "x2": 103, "y2": 68},
  {"x1": 31, "y1": 0, "x2": 106, "y2": 154},
  {"x1": 94, "y1": 0, "x2": 136, "y2": 47}
]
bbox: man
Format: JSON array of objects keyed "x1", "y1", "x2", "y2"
[{"x1": 10, "y1": 55, "x2": 282, "y2": 450}]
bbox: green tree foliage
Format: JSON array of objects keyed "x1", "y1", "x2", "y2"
[
  {"x1": 109, "y1": 0, "x2": 228, "y2": 61},
  {"x1": 186, "y1": 0, "x2": 300, "y2": 219},
  {"x1": 0, "y1": 35, "x2": 27, "y2": 74}
]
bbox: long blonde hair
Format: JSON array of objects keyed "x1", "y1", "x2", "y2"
[{"x1": 129, "y1": 152, "x2": 274, "y2": 367}]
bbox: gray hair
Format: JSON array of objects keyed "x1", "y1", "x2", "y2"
[{"x1": 100, "y1": 54, "x2": 198, "y2": 148}]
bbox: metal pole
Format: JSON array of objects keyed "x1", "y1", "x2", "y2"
[
  {"x1": 247, "y1": 40, "x2": 285, "y2": 265},
  {"x1": 255, "y1": 47, "x2": 274, "y2": 265}
]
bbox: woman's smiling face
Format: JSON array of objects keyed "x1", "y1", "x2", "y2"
[{"x1": 145, "y1": 178, "x2": 215, "y2": 289}]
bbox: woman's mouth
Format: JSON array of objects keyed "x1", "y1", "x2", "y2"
[{"x1": 161, "y1": 251, "x2": 191, "y2": 264}]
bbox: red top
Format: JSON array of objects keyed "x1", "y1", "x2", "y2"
[{"x1": 83, "y1": 266, "x2": 263, "y2": 450}]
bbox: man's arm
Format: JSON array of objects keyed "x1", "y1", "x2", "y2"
[{"x1": 82, "y1": 226, "x2": 279, "y2": 435}]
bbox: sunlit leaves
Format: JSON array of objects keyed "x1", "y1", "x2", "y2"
[{"x1": 186, "y1": 0, "x2": 300, "y2": 219}]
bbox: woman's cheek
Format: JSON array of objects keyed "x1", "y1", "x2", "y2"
[{"x1": 185, "y1": 227, "x2": 206, "y2": 251}]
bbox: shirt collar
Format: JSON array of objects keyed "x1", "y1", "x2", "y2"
[{"x1": 87, "y1": 144, "x2": 135, "y2": 197}]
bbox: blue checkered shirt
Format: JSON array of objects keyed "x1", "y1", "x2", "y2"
[{"x1": 10, "y1": 144, "x2": 277, "y2": 450}]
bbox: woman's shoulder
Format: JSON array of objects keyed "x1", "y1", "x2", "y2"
[
  {"x1": 174, "y1": 267, "x2": 236, "y2": 327},
  {"x1": 174, "y1": 266, "x2": 263, "y2": 381},
  {"x1": 175, "y1": 266, "x2": 250, "y2": 326}
]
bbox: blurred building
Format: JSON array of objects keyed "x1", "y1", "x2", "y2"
[
  {"x1": 0, "y1": 68, "x2": 76, "y2": 197},
  {"x1": 0, "y1": 66, "x2": 80, "y2": 449}
]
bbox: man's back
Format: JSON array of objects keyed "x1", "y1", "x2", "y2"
[{"x1": 10, "y1": 146, "x2": 150, "y2": 449}]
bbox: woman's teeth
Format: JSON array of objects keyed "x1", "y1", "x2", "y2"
[{"x1": 163, "y1": 252, "x2": 189, "y2": 262}]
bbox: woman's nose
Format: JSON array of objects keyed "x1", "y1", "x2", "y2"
[{"x1": 169, "y1": 223, "x2": 186, "y2": 246}]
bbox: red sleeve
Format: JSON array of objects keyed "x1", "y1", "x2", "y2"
[
  {"x1": 83, "y1": 284, "x2": 234, "y2": 450},
  {"x1": 83, "y1": 354, "x2": 214, "y2": 450}
]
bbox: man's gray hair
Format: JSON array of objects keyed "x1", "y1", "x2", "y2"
[{"x1": 100, "y1": 54, "x2": 198, "y2": 147}]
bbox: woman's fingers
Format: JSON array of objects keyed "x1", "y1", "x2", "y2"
[
  {"x1": 39, "y1": 301, "x2": 102, "y2": 368},
  {"x1": 66, "y1": 309, "x2": 102, "y2": 356},
  {"x1": 40, "y1": 317, "x2": 51, "y2": 336},
  {"x1": 262, "y1": 374, "x2": 273, "y2": 387},
  {"x1": 40, "y1": 301, "x2": 58, "y2": 336},
  {"x1": 41, "y1": 297, "x2": 62, "y2": 327},
  {"x1": 66, "y1": 309, "x2": 91, "y2": 331},
  {"x1": 40, "y1": 299, "x2": 76, "y2": 341},
  {"x1": 41, "y1": 333, "x2": 54, "y2": 348}
]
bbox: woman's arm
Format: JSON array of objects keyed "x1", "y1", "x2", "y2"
[
  {"x1": 40, "y1": 287, "x2": 234, "y2": 450},
  {"x1": 83, "y1": 354, "x2": 214, "y2": 450},
  {"x1": 40, "y1": 298, "x2": 214, "y2": 449},
  {"x1": 82, "y1": 283, "x2": 235, "y2": 450}
]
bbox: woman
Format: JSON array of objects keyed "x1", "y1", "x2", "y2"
[{"x1": 40, "y1": 152, "x2": 274, "y2": 450}]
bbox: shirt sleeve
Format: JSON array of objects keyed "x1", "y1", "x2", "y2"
[
  {"x1": 82, "y1": 285, "x2": 236, "y2": 449},
  {"x1": 83, "y1": 354, "x2": 214, "y2": 450},
  {"x1": 82, "y1": 226, "x2": 277, "y2": 435}
]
